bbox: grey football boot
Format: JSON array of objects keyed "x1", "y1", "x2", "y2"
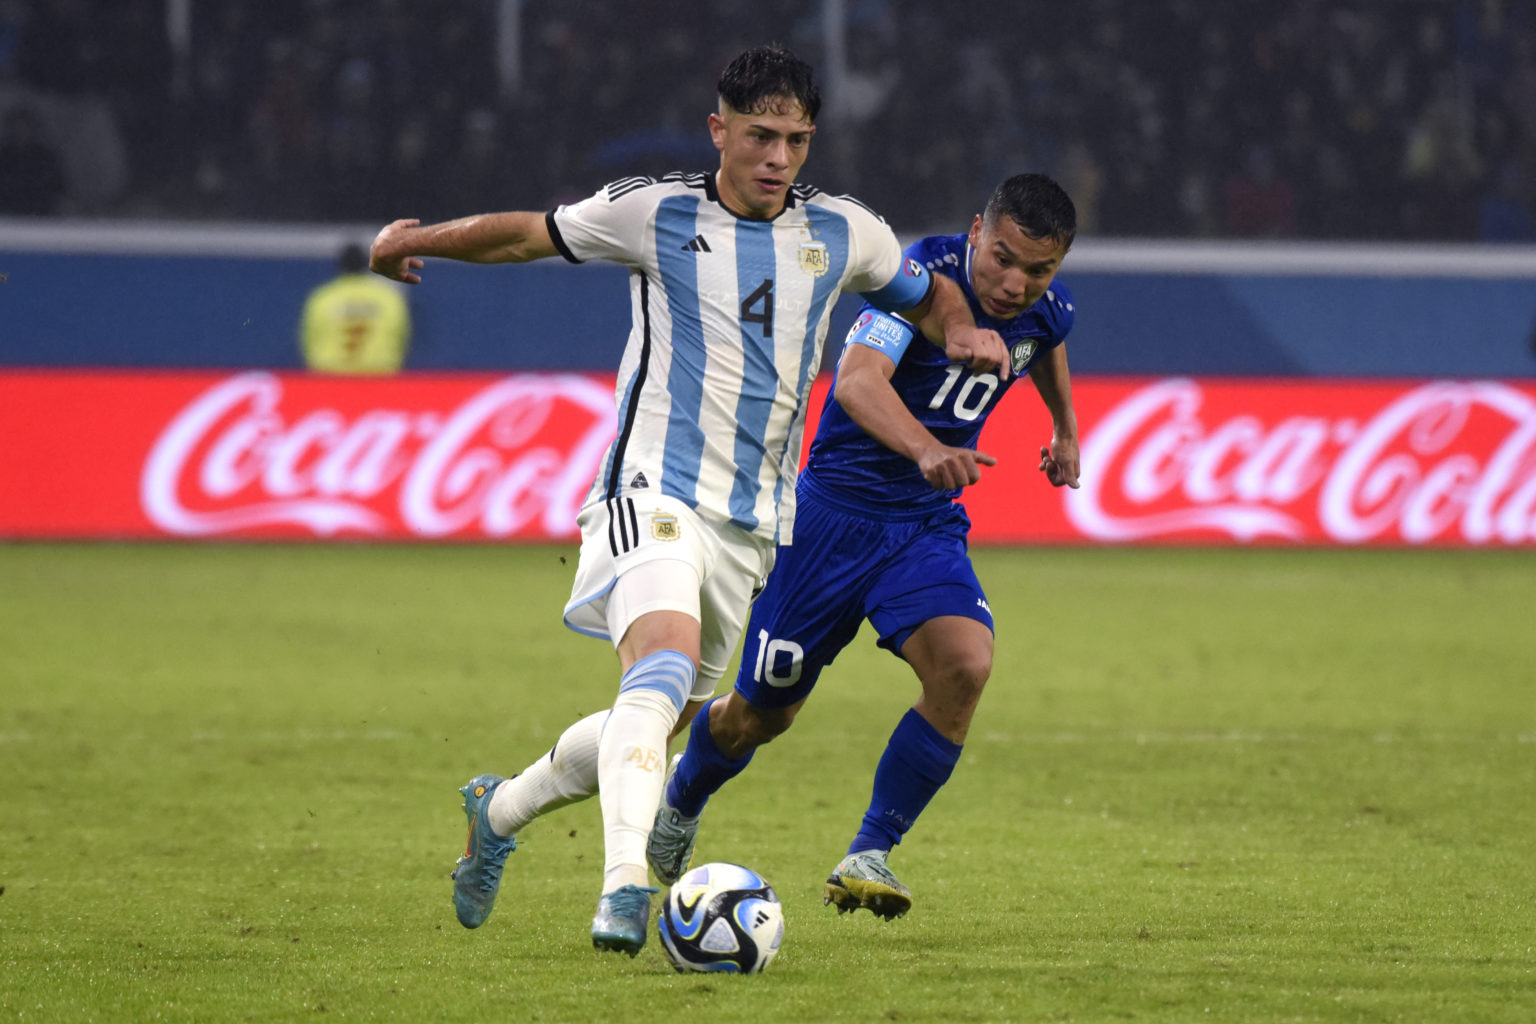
[
  {"x1": 647, "y1": 753, "x2": 701, "y2": 885},
  {"x1": 823, "y1": 849, "x2": 913, "y2": 920}
]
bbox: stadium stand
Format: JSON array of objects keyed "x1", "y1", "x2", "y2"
[{"x1": 0, "y1": 0, "x2": 1532, "y2": 240}]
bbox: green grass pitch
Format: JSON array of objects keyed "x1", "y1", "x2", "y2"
[{"x1": 2, "y1": 543, "x2": 1533, "y2": 1022}]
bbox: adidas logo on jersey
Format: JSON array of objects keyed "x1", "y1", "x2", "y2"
[{"x1": 680, "y1": 234, "x2": 712, "y2": 253}]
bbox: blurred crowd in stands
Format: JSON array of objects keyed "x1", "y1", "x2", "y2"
[{"x1": 1, "y1": 0, "x2": 1533, "y2": 241}]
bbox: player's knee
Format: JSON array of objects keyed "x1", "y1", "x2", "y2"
[
  {"x1": 712, "y1": 695, "x2": 795, "y2": 754},
  {"x1": 928, "y1": 650, "x2": 991, "y2": 709}
]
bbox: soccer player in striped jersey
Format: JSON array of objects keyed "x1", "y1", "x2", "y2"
[
  {"x1": 369, "y1": 45, "x2": 1009, "y2": 955},
  {"x1": 647, "y1": 173, "x2": 1081, "y2": 921}
]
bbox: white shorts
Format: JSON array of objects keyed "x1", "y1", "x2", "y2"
[{"x1": 563, "y1": 492, "x2": 775, "y2": 698}]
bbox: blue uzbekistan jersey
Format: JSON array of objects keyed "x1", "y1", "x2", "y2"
[{"x1": 803, "y1": 232, "x2": 1075, "y2": 517}]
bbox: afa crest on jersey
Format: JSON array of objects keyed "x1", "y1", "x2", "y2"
[
  {"x1": 651, "y1": 514, "x2": 681, "y2": 541},
  {"x1": 798, "y1": 241, "x2": 829, "y2": 277},
  {"x1": 1010, "y1": 339, "x2": 1037, "y2": 373}
]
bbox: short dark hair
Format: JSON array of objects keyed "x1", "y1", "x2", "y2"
[
  {"x1": 716, "y1": 45, "x2": 820, "y2": 123},
  {"x1": 985, "y1": 173, "x2": 1077, "y2": 250},
  {"x1": 337, "y1": 242, "x2": 369, "y2": 274}
]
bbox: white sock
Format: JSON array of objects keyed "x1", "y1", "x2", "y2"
[
  {"x1": 487, "y1": 710, "x2": 607, "y2": 836},
  {"x1": 598, "y1": 650, "x2": 694, "y2": 892}
]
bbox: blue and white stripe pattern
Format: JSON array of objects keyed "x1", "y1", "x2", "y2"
[
  {"x1": 549, "y1": 173, "x2": 929, "y2": 543},
  {"x1": 617, "y1": 649, "x2": 696, "y2": 714}
]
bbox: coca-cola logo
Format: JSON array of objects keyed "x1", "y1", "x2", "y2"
[
  {"x1": 141, "y1": 373, "x2": 615, "y2": 538},
  {"x1": 1067, "y1": 378, "x2": 1536, "y2": 544}
]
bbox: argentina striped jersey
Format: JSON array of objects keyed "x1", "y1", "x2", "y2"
[{"x1": 547, "y1": 171, "x2": 932, "y2": 543}]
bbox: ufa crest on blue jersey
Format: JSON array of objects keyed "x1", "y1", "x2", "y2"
[{"x1": 1010, "y1": 339, "x2": 1037, "y2": 373}]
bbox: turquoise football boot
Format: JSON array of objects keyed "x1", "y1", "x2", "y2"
[
  {"x1": 591, "y1": 884, "x2": 658, "y2": 956},
  {"x1": 452, "y1": 774, "x2": 517, "y2": 928}
]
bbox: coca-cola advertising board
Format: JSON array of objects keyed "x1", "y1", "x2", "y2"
[{"x1": 3, "y1": 371, "x2": 1535, "y2": 546}]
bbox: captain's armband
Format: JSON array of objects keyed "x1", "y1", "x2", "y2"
[{"x1": 844, "y1": 309, "x2": 917, "y2": 363}]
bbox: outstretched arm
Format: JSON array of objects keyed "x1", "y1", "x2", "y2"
[
  {"x1": 1029, "y1": 343, "x2": 1080, "y2": 488},
  {"x1": 370, "y1": 212, "x2": 559, "y2": 284},
  {"x1": 834, "y1": 343, "x2": 997, "y2": 491},
  {"x1": 897, "y1": 274, "x2": 1012, "y2": 380}
]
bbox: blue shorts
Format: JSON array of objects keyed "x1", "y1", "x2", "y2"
[{"x1": 733, "y1": 487, "x2": 992, "y2": 709}]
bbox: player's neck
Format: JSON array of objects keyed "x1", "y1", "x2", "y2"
[{"x1": 713, "y1": 170, "x2": 786, "y2": 221}]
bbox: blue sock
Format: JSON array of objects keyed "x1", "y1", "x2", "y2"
[
  {"x1": 667, "y1": 696, "x2": 754, "y2": 818},
  {"x1": 848, "y1": 708, "x2": 963, "y2": 855}
]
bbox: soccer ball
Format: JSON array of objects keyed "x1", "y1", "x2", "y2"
[{"x1": 656, "y1": 862, "x2": 784, "y2": 974}]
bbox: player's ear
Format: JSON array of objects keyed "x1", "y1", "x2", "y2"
[
  {"x1": 968, "y1": 214, "x2": 984, "y2": 247},
  {"x1": 708, "y1": 111, "x2": 728, "y2": 151}
]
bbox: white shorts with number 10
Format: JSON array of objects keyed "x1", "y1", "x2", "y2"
[{"x1": 563, "y1": 492, "x2": 775, "y2": 701}]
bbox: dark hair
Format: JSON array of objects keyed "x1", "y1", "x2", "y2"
[
  {"x1": 717, "y1": 45, "x2": 821, "y2": 122},
  {"x1": 985, "y1": 173, "x2": 1077, "y2": 249},
  {"x1": 337, "y1": 242, "x2": 369, "y2": 274}
]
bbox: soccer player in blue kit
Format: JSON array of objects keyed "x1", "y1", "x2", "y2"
[{"x1": 648, "y1": 173, "x2": 1081, "y2": 919}]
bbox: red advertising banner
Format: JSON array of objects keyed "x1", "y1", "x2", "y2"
[{"x1": 3, "y1": 371, "x2": 1535, "y2": 546}]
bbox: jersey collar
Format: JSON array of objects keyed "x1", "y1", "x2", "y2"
[{"x1": 705, "y1": 171, "x2": 797, "y2": 221}]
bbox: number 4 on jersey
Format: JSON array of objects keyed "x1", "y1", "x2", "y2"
[{"x1": 740, "y1": 279, "x2": 774, "y2": 338}]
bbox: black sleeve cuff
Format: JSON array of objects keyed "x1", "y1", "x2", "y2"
[{"x1": 546, "y1": 209, "x2": 581, "y2": 264}]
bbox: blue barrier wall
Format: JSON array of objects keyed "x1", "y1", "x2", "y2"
[
  {"x1": 1070, "y1": 272, "x2": 1536, "y2": 377},
  {"x1": 0, "y1": 252, "x2": 634, "y2": 371},
  {"x1": 5, "y1": 226, "x2": 1536, "y2": 377}
]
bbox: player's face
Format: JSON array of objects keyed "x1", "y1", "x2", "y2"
[
  {"x1": 965, "y1": 214, "x2": 1070, "y2": 320},
  {"x1": 709, "y1": 99, "x2": 816, "y2": 220}
]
